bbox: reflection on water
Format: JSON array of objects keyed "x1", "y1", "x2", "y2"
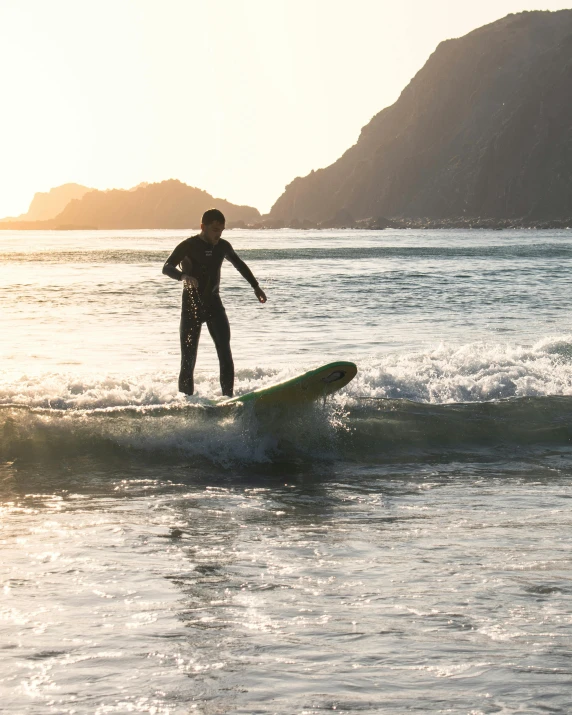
[{"x1": 2, "y1": 459, "x2": 572, "y2": 713}]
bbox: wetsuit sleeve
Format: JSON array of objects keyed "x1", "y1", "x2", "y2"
[
  {"x1": 162, "y1": 241, "x2": 188, "y2": 281},
  {"x1": 225, "y1": 245, "x2": 259, "y2": 288}
]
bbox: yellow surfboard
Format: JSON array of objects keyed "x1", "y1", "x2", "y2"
[{"x1": 220, "y1": 361, "x2": 357, "y2": 408}]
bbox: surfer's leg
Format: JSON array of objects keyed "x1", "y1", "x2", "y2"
[
  {"x1": 179, "y1": 292, "x2": 202, "y2": 395},
  {"x1": 206, "y1": 307, "x2": 234, "y2": 397}
]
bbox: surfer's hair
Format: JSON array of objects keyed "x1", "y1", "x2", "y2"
[{"x1": 201, "y1": 208, "x2": 226, "y2": 225}]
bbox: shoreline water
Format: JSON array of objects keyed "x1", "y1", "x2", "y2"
[{"x1": 3, "y1": 218, "x2": 572, "y2": 231}]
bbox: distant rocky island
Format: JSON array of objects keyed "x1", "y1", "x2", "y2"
[
  {"x1": 0, "y1": 180, "x2": 260, "y2": 230},
  {"x1": 266, "y1": 10, "x2": 572, "y2": 230}
]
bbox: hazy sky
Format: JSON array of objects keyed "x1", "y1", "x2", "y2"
[{"x1": 1, "y1": 0, "x2": 570, "y2": 217}]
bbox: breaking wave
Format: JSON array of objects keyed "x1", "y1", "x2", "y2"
[{"x1": 2, "y1": 336, "x2": 572, "y2": 464}]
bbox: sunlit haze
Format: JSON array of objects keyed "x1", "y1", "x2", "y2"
[{"x1": 0, "y1": 0, "x2": 570, "y2": 217}]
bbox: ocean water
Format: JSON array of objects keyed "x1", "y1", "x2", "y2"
[{"x1": 1, "y1": 228, "x2": 572, "y2": 714}]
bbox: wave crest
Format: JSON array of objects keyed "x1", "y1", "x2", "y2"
[{"x1": 2, "y1": 337, "x2": 572, "y2": 464}]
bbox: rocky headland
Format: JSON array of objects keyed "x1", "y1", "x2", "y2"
[{"x1": 265, "y1": 10, "x2": 572, "y2": 229}]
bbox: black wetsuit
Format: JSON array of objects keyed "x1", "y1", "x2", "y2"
[{"x1": 162, "y1": 235, "x2": 259, "y2": 396}]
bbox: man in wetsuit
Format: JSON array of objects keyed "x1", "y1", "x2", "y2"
[{"x1": 162, "y1": 208, "x2": 267, "y2": 397}]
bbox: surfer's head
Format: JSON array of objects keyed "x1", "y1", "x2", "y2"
[{"x1": 200, "y1": 208, "x2": 225, "y2": 245}]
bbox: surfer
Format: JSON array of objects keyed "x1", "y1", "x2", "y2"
[{"x1": 162, "y1": 208, "x2": 267, "y2": 397}]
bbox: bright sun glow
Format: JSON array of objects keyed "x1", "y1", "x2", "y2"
[{"x1": 0, "y1": 0, "x2": 570, "y2": 217}]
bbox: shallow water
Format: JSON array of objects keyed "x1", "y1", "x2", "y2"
[{"x1": 1, "y1": 228, "x2": 572, "y2": 713}]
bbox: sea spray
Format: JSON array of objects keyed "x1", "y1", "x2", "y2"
[{"x1": 348, "y1": 336, "x2": 572, "y2": 403}]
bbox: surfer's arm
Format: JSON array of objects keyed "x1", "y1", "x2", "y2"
[
  {"x1": 225, "y1": 246, "x2": 267, "y2": 302},
  {"x1": 162, "y1": 243, "x2": 186, "y2": 281},
  {"x1": 162, "y1": 242, "x2": 197, "y2": 286}
]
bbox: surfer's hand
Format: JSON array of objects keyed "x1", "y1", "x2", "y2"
[
  {"x1": 254, "y1": 286, "x2": 267, "y2": 303},
  {"x1": 182, "y1": 274, "x2": 198, "y2": 289}
]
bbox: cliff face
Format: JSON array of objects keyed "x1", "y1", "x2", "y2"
[
  {"x1": 269, "y1": 10, "x2": 572, "y2": 223},
  {"x1": 0, "y1": 180, "x2": 260, "y2": 229},
  {"x1": 0, "y1": 183, "x2": 92, "y2": 223},
  {"x1": 25, "y1": 183, "x2": 93, "y2": 221}
]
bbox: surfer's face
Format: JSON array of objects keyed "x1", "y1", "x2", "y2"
[{"x1": 201, "y1": 221, "x2": 225, "y2": 245}]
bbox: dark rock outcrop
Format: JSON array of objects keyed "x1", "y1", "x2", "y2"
[
  {"x1": 355, "y1": 216, "x2": 400, "y2": 230},
  {"x1": 318, "y1": 208, "x2": 355, "y2": 229},
  {"x1": 0, "y1": 180, "x2": 260, "y2": 230},
  {"x1": 268, "y1": 10, "x2": 572, "y2": 224}
]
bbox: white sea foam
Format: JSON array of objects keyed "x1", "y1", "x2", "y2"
[
  {"x1": 347, "y1": 335, "x2": 572, "y2": 404},
  {"x1": 2, "y1": 336, "x2": 572, "y2": 411}
]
